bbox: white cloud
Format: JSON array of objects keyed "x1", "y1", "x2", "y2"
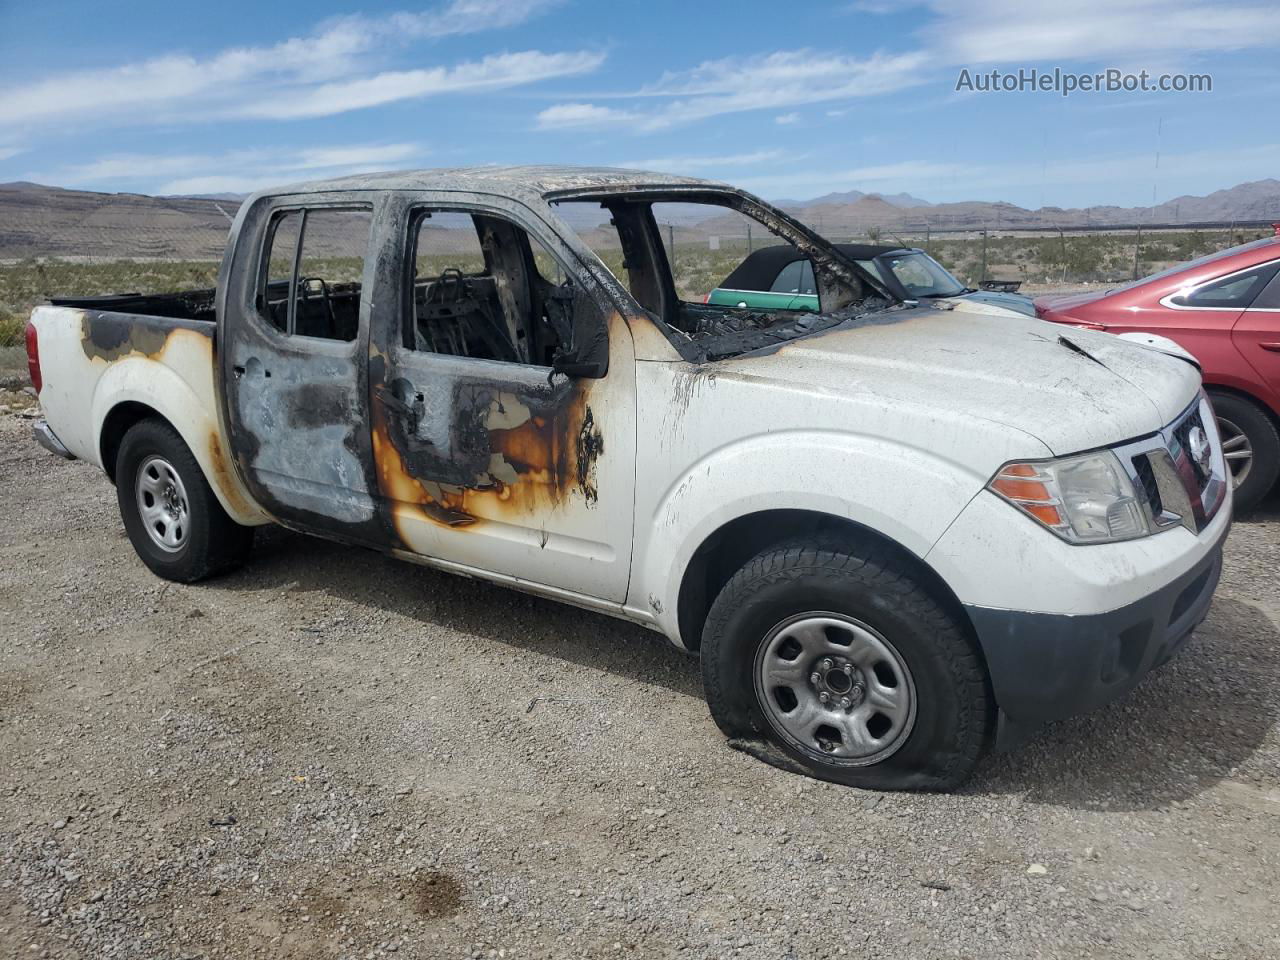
[
  {"x1": 775, "y1": 112, "x2": 801, "y2": 125},
  {"x1": 248, "y1": 51, "x2": 605, "y2": 119},
  {"x1": 620, "y1": 149, "x2": 801, "y2": 172},
  {"x1": 847, "y1": 0, "x2": 928, "y2": 12},
  {"x1": 531, "y1": 0, "x2": 1275, "y2": 140},
  {"x1": 735, "y1": 160, "x2": 962, "y2": 196},
  {"x1": 537, "y1": 103, "x2": 641, "y2": 129},
  {"x1": 920, "y1": 0, "x2": 1280, "y2": 66},
  {"x1": 385, "y1": 0, "x2": 564, "y2": 36},
  {"x1": 35, "y1": 143, "x2": 429, "y2": 195},
  {"x1": 0, "y1": 146, "x2": 23, "y2": 162},
  {"x1": 0, "y1": 0, "x2": 590, "y2": 132},
  {"x1": 537, "y1": 49, "x2": 928, "y2": 131}
]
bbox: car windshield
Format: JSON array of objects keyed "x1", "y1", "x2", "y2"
[{"x1": 862, "y1": 252, "x2": 966, "y2": 298}]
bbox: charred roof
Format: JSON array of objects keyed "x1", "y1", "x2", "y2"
[{"x1": 250, "y1": 166, "x2": 734, "y2": 204}]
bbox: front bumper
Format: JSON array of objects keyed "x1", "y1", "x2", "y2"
[
  {"x1": 33, "y1": 420, "x2": 74, "y2": 459},
  {"x1": 964, "y1": 515, "x2": 1229, "y2": 729}
]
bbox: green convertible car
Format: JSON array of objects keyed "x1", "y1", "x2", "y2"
[{"x1": 706, "y1": 243, "x2": 1037, "y2": 318}]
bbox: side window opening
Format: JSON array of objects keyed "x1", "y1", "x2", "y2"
[
  {"x1": 406, "y1": 209, "x2": 579, "y2": 368},
  {"x1": 1253, "y1": 264, "x2": 1280, "y2": 310},
  {"x1": 769, "y1": 259, "x2": 805, "y2": 294},
  {"x1": 798, "y1": 259, "x2": 817, "y2": 296},
  {"x1": 262, "y1": 211, "x2": 302, "y2": 333},
  {"x1": 258, "y1": 206, "x2": 371, "y2": 341}
]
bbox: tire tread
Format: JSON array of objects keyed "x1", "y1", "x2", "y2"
[{"x1": 701, "y1": 536, "x2": 991, "y2": 791}]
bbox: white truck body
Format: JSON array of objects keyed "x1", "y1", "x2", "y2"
[{"x1": 26, "y1": 167, "x2": 1231, "y2": 788}]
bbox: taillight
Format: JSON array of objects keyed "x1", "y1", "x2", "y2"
[{"x1": 25, "y1": 319, "x2": 41, "y2": 394}]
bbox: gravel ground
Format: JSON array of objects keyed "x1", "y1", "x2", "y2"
[{"x1": 1, "y1": 404, "x2": 1278, "y2": 960}]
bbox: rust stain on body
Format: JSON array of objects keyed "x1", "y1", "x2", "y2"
[
  {"x1": 207, "y1": 430, "x2": 256, "y2": 519},
  {"x1": 371, "y1": 373, "x2": 605, "y2": 547}
]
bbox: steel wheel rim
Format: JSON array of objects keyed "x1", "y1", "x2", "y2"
[
  {"x1": 135, "y1": 455, "x2": 190, "y2": 553},
  {"x1": 753, "y1": 612, "x2": 917, "y2": 767},
  {"x1": 1216, "y1": 416, "x2": 1253, "y2": 488}
]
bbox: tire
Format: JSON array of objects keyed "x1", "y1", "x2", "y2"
[
  {"x1": 701, "y1": 538, "x2": 992, "y2": 791},
  {"x1": 1208, "y1": 390, "x2": 1280, "y2": 513},
  {"x1": 115, "y1": 419, "x2": 253, "y2": 582}
]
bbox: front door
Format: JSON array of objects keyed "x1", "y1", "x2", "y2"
[
  {"x1": 367, "y1": 195, "x2": 636, "y2": 602},
  {"x1": 220, "y1": 196, "x2": 387, "y2": 547}
]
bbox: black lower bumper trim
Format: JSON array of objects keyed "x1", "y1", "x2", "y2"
[{"x1": 964, "y1": 520, "x2": 1229, "y2": 730}]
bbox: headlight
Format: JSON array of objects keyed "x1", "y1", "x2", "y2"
[{"x1": 988, "y1": 450, "x2": 1148, "y2": 544}]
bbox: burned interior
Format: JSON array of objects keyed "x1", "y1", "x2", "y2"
[
  {"x1": 549, "y1": 186, "x2": 899, "y2": 362},
  {"x1": 405, "y1": 209, "x2": 578, "y2": 368}
]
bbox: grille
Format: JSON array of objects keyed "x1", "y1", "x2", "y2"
[
  {"x1": 1114, "y1": 395, "x2": 1225, "y2": 535},
  {"x1": 1173, "y1": 407, "x2": 1206, "y2": 487},
  {"x1": 1132, "y1": 454, "x2": 1163, "y2": 514}
]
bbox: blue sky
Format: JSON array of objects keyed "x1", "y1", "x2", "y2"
[{"x1": 1, "y1": 0, "x2": 1278, "y2": 208}]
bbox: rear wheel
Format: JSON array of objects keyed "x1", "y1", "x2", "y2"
[
  {"x1": 1209, "y1": 390, "x2": 1279, "y2": 513},
  {"x1": 115, "y1": 419, "x2": 253, "y2": 582},
  {"x1": 700, "y1": 538, "x2": 993, "y2": 791}
]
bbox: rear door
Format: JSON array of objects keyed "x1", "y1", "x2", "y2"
[
  {"x1": 219, "y1": 195, "x2": 388, "y2": 547},
  {"x1": 1232, "y1": 266, "x2": 1280, "y2": 408},
  {"x1": 1139, "y1": 260, "x2": 1280, "y2": 365},
  {"x1": 367, "y1": 192, "x2": 637, "y2": 602}
]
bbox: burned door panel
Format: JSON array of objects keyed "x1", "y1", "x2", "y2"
[
  {"x1": 368, "y1": 193, "x2": 636, "y2": 602},
  {"x1": 219, "y1": 197, "x2": 389, "y2": 546}
]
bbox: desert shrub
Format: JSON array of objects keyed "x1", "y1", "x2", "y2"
[{"x1": 0, "y1": 308, "x2": 24, "y2": 347}]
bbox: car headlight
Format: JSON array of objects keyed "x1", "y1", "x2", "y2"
[{"x1": 988, "y1": 450, "x2": 1149, "y2": 544}]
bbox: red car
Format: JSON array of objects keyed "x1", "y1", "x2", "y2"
[{"x1": 1036, "y1": 234, "x2": 1280, "y2": 511}]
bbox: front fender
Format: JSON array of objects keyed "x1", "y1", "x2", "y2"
[
  {"x1": 630, "y1": 430, "x2": 994, "y2": 647},
  {"x1": 91, "y1": 348, "x2": 268, "y2": 526}
]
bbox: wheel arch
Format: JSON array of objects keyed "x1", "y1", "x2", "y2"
[
  {"x1": 100, "y1": 400, "x2": 160, "y2": 483},
  {"x1": 94, "y1": 386, "x2": 268, "y2": 527},
  {"x1": 675, "y1": 508, "x2": 976, "y2": 654},
  {"x1": 1204, "y1": 381, "x2": 1280, "y2": 428}
]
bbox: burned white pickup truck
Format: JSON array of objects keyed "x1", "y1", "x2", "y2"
[{"x1": 26, "y1": 167, "x2": 1230, "y2": 790}]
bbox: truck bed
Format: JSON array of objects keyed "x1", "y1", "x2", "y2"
[
  {"x1": 49, "y1": 287, "x2": 217, "y2": 324},
  {"x1": 25, "y1": 299, "x2": 267, "y2": 525}
]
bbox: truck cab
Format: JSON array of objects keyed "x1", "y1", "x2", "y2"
[{"x1": 27, "y1": 167, "x2": 1231, "y2": 791}]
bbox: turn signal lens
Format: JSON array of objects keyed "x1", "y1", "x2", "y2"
[{"x1": 990, "y1": 463, "x2": 1064, "y2": 528}]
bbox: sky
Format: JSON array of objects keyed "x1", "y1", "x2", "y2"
[{"x1": 1, "y1": 0, "x2": 1278, "y2": 209}]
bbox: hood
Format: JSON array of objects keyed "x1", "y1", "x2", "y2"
[
  {"x1": 718, "y1": 305, "x2": 1201, "y2": 456},
  {"x1": 942, "y1": 289, "x2": 1037, "y2": 317}
]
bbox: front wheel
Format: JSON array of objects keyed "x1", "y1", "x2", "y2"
[
  {"x1": 700, "y1": 539, "x2": 993, "y2": 791},
  {"x1": 115, "y1": 419, "x2": 253, "y2": 582},
  {"x1": 1209, "y1": 390, "x2": 1280, "y2": 513}
]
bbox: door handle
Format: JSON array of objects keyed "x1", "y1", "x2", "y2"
[
  {"x1": 375, "y1": 386, "x2": 425, "y2": 421},
  {"x1": 1260, "y1": 342, "x2": 1280, "y2": 353}
]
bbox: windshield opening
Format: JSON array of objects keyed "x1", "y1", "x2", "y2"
[{"x1": 550, "y1": 191, "x2": 894, "y2": 361}]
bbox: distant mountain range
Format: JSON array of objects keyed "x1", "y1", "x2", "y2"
[
  {"x1": 770, "y1": 178, "x2": 1280, "y2": 235},
  {"x1": 0, "y1": 181, "x2": 238, "y2": 259},
  {"x1": 2, "y1": 178, "x2": 1279, "y2": 260},
  {"x1": 775, "y1": 190, "x2": 932, "y2": 209}
]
